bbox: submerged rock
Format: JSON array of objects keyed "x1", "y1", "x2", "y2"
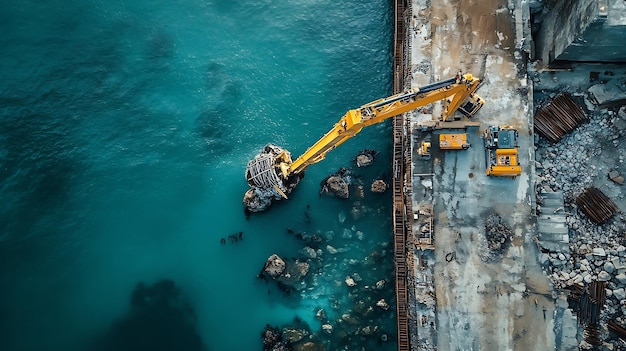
[
  {"x1": 376, "y1": 298, "x2": 390, "y2": 310},
  {"x1": 321, "y1": 324, "x2": 333, "y2": 334},
  {"x1": 293, "y1": 341, "x2": 325, "y2": 351},
  {"x1": 345, "y1": 276, "x2": 357, "y2": 287}
]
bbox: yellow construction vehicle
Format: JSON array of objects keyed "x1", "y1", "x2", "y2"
[
  {"x1": 484, "y1": 126, "x2": 522, "y2": 178},
  {"x1": 439, "y1": 134, "x2": 470, "y2": 150},
  {"x1": 244, "y1": 73, "x2": 485, "y2": 211}
]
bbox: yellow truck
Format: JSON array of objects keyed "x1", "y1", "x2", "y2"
[{"x1": 439, "y1": 134, "x2": 470, "y2": 150}]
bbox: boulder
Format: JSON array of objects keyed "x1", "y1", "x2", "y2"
[
  {"x1": 322, "y1": 176, "x2": 349, "y2": 198},
  {"x1": 264, "y1": 254, "x2": 286, "y2": 277},
  {"x1": 616, "y1": 273, "x2": 626, "y2": 285},
  {"x1": 593, "y1": 247, "x2": 606, "y2": 257},
  {"x1": 356, "y1": 154, "x2": 374, "y2": 167},
  {"x1": 370, "y1": 179, "x2": 387, "y2": 193},
  {"x1": 321, "y1": 324, "x2": 333, "y2": 334},
  {"x1": 598, "y1": 271, "x2": 612, "y2": 282},
  {"x1": 614, "y1": 288, "x2": 626, "y2": 301},
  {"x1": 605, "y1": 262, "x2": 616, "y2": 274},
  {"x1": 355, "y1": 149, "x2": 377, "y2": 167}
]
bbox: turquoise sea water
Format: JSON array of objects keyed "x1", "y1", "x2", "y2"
[{"x1": 0, "y1": 1, "x2": 396, "y2": 350}]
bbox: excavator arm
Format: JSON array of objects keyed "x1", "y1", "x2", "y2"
[{"x1": 286, "y1": 73, "x2": 483, "y2": 175}]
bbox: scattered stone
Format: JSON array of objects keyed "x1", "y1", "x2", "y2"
[
  {"x1": 375, "y1": 280, "x2": 386, "y2": 290},
  {"x1": 360, "y1": 325, "x2": 378, "y2": 336},
  {"x1": 370, "y1": 179, "x2": 387, "y2": 193}
]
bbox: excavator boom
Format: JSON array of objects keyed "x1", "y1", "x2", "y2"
[
  {"x1": 244, "y1": 73, "x2": 485, "y2": 212},
  {"x1": 287, "y1": 73, "x2": 483, "y2": 175}
]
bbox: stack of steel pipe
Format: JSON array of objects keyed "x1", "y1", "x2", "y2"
[
  {"x1": 575, "y1": 187, "x2": 618, "y2": 224},
  {"x1": 534, "y1": 93, "x2": 587, "y2": 143},
  {"x1": 608, "y1": 320, "x2": 626, "y2": 339}
]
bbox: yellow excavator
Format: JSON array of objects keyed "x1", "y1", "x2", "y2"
[{"x1": 244, "y1": 73, "x2": 484, "y2": 212}]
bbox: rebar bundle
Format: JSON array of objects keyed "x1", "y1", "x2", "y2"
[
  {"x1": 575, "y1": 187, "x2": 618, "y2": 224},
  {"x1": 534, "y1": 93, "x2": 587, "y2": 143}
]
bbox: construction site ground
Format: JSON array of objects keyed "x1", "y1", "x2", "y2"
[{"x1": 406, "y1": 0, "x2": 559, "y2": 350}]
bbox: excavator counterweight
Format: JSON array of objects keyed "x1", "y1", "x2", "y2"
[{"x1": 244, "y1": 73, "x2": 485, "y2": 212}]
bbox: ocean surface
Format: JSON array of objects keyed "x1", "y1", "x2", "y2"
[{"x1": 0, "y1": 1, "x2": 396, "y2": 350}]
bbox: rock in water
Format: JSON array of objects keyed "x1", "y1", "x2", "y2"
[
  {"x1": 321, "y1": 176, "x2": 349, "y2": 198},
  {"x1": 243, "y1": 188, "x2": 273, "y2": 212},
  {"x1": 355, "y1": 149, "x2": 377, "y2": 167},
  {"x1": 370, "y1": 179, "x2": 387, "y2": 193},
  {"x1": 264, "y1": 254, "x2": 286, "y2": 278}
]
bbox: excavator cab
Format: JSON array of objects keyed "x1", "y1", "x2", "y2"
[{"x1": 458, "y1": 94, "x2": 484, "y2": 118}]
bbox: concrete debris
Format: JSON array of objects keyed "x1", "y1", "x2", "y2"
[
  {"x1": 483, "y1": 214, "x2": 512, "y2": 262},
  {"x1": 588, "y1": 83, "x2": 626, "y2": 108},
  {"x1": 608, "y1": 169, "x2": 624, "y2": 185}
]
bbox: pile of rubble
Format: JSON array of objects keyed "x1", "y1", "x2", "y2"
[
  {"x1": 482, "y1": 214, "x2": 513, "y2": 262},
  {"x1": 535, "y1": 91, "x2": 626, "y2": 344}
]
